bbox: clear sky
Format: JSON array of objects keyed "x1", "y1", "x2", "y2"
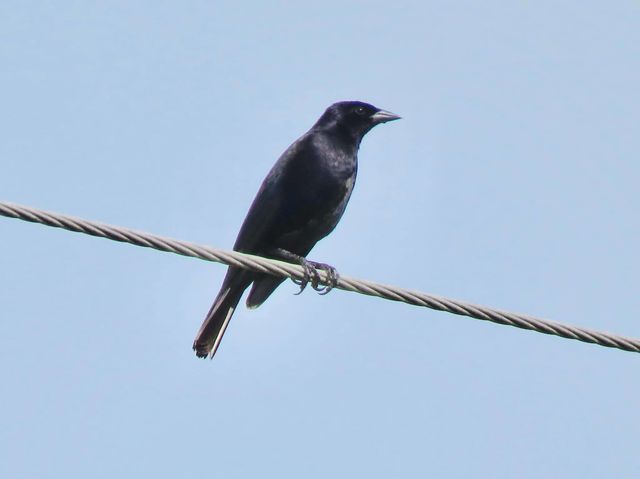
[{"x1": 1, "y1": 1, "x2": 639, "y2": 478}]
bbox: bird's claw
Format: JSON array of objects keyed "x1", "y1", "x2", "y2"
[
  {"x1": 293, "y1": 260, "x2": 321, "y2": 295},
  {"x1": 308, "y1": 261, "x2": 340, "y2": 295},
  {"x1": 292, "y1": 260, "x2": 339, "y2": 296}
]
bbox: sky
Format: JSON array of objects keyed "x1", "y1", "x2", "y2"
[{"x1": 1, "y1": 1, "x2": 639, "y2": 477}]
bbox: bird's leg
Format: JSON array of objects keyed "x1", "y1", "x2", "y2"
[
  {"x1": 270, "y1": 248, "x2": 321, "y2": 294},
  {"x1": 270, "y1": 249, "x2": 339, "y2": 295},
  {"x1": 270, "y1": 249, "x2": 340, "y2": 295},
  {"x1": 306, "y1": 261, "x2": 340, "y2": 295}
]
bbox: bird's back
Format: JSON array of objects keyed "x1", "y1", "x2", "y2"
[{"x1": 234, "y1": 128, "x2": 358, "y2": 257}]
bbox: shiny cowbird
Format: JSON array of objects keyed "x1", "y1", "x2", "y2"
[{"x1": 193, "y1": 101, "x2": 400, "y2": 358}]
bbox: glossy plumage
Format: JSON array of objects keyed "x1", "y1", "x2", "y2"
[{"x1": 193, "y1": 101, "x2": 400, "y2": 358}]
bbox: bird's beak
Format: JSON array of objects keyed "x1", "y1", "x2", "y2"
[{"x1": 371, "y1": 109, "x2": 402, "y2": 124}]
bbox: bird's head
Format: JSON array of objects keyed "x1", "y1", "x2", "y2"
[{"x1": 313, "y1": 101, "x2": 401, "y2": 140}]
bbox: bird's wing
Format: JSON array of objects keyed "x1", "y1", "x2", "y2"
[{"x1": 233, "y1": 135, "x2": 310, "y2": 253}]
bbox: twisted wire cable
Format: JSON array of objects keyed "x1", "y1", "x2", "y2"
[{"x1": 1, "y1": 200, "x2": 638, "y2": 354}]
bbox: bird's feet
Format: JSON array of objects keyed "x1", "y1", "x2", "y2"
[
  {"x1": 307, "y1": 261, "x2": 340, "y2": 295},
  {"x1": 292, "y1": 258, "x2": 321, "y2": 295},
  {"x1": 292, "y1": 258, "x2": 340, "y2": 295},
  {"x1": 270, "y1": 248, "x2": 340, "y2": 296}
]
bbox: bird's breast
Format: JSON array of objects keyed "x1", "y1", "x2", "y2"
[{"x1": 308, "y1": 166, "x2": 357, "y2": 233}]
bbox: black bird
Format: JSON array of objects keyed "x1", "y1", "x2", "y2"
[{"x1": 193, "y1": 101, "x2": 400, "y2": 358}]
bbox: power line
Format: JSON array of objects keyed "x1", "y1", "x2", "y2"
[{"x1": 1, "y1": 200, "x2": 638, "y2": 354}]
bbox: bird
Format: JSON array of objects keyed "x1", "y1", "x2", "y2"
[{"x1": 192, "y1": 101, "x2": 400, "y2": 358}]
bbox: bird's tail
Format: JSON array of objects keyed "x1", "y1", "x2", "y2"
[{"x1": 192, "y1": 270, "x2": 250, "y2": 358}]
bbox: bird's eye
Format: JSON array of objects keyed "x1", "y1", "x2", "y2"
[{"x1": 354, "y1": 106, "x2": 367, "y2": 116}]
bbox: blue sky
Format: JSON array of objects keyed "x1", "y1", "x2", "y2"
[{"x1": 1, "y1": 1, "x2": 639, "y2": 477}]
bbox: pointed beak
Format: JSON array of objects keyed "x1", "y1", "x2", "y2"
[{"x1": 371, "y1": 109, "x2": 402, "y2": 124}]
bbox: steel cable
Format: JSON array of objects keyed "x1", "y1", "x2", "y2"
[{"x1": 2, "y1": 200, "x2": 638, "y2": 354}]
